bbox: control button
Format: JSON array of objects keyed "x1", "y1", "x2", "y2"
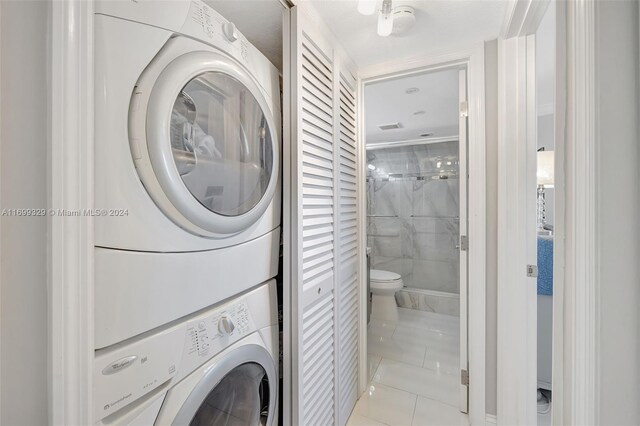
[
  {"x1": 198, "y1": 321, "x2": 206, "y2": 331},
  {"x1": 222, "y1": 22, "x2": 239, "y2": 42},
  {"x1": 218, "y1": 316, "x2": 235, "y2": 335}
]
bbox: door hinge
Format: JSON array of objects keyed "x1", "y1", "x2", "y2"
[
  {"x1": 461, "y1": 369, "x2": 469, "y2": 386},
  {"x1": 458, "y1": 235, "x2": 468, "y2": 251},
  {"x1": 459, "y1": 101, "x2": 469, "y2": 117},
  {"x1": 527, "y1": 264, "x2": 538, "y2": 278}
]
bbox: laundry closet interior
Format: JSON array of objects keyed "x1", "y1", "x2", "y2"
[{"x1": 84, "y1": 0, "x2": 491, "y2": 425}]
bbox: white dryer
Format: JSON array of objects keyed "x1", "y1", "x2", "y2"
[
  {"x1": 94, "y1": 280, "x2": 278, "y2": 425},
  {"x1": 93, "y1": 0, "x2": 282, "y2": 348}
]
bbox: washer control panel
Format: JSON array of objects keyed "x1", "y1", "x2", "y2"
[
  {"x1": 93, "y1": 299, "x2": 256, "y2": 423},
  {"x1": 179, "y1": 299, "x2": 255, "y2": 378},
  {"x1": 93, "y1": 281, "x2": 272, "y2": 423}
]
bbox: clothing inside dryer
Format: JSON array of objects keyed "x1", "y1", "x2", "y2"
[
  {"x1": 189, "y1": 362, "x2": 270, "y2": 426},
  {"x1": 169, "y1": 72, "x2": 274, "y2": 217}
]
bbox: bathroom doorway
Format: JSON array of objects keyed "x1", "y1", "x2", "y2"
[{"x1": 356, "y1": 65, "x2": 471, "y2": 424}]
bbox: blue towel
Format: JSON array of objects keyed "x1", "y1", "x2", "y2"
[{"x1": 537, "y1": 236, "x2": 554, "y2": 295}]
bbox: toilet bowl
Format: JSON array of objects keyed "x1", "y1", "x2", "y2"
[{"x1": 370, "y1": 269, "x2": 404, "y2": 322}]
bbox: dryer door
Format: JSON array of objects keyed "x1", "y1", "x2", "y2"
[
  {"x1": 133, "y1": 50, "x2": 279, "y2": 236},
  {"x1": 170, "y1": 344, "x2": 277, "y2": 426}
]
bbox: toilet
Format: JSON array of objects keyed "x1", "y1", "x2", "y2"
[{"x1": 370, "y1": 269, "x2": 404, "y2": 322}]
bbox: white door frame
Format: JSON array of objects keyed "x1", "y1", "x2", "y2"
[
  {"x1": 497, "y1": 0, "x2": 599, "y2": 424},
  {"x1": 457, "y1": 68, "x2": 469, "y2": 413},
  {"x1": 554, "y1": 0, "x2": 598, "y2": 424},
  {"x1": 357, "y1": 43, "x2": 487, "y2": 425},
  {"x1": 48, "y1": 0, "x2": 95, "y2": 424},
  {"x1": 497, "y1": 1, "x2": 549, "y2": 424},
  {"x1": 495, "y1": 32, "x2": 539, "y2": 425}
]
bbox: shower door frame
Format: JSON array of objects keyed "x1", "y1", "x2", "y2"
[{"x1": 358, "y1": 44, "x2": 487, "y2": 424}]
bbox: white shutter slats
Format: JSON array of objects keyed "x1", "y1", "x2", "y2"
[
  {"x1": 336, "y1": 70, "x2": 359, "y2": 425},
  {"x1": 298, "y1": 26, "x2": 337, "y2": 426},
  {"x1": 301, "y1": 77, "x2": 331, "y2": 108},
  {"x1": 290, "y1": 9, "x2": 359, "y2": 425},
  {"x1": 301, "y1": 290, "x2": 335, "y2": 424}
]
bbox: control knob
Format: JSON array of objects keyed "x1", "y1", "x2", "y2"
[
  {"x1": 222, "y1": 22, "x2": 239, "y2": 42},
  {"x1": 218, "y1": 316, "x2": 235, "y2": 335}
]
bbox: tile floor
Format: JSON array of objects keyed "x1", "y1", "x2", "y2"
[{"x1": 347, "y1": 308, "x2": 468, "y2": 426}]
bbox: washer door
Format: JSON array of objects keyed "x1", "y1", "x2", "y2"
[
  {"x1": 172, "y1": 345, "x2": 276, "y2": 426},
  {"x1": 135, "y1": 50, "x2": 279, "y2": 236}
]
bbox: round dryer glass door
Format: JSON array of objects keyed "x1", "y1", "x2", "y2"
[
  {"x1": 170, "y1": 72, "x2": 274, "y2": 217},
  {"x1": 188, "y1": 362, "x2": 270, "y2": 426}
]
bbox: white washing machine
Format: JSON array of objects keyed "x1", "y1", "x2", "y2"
[
  {"x1": 93, "y1": 0, "x2": 282, "y2": 348},
  {"x1": 94, "y1": 280, "x2": 278, "y2": 425}
]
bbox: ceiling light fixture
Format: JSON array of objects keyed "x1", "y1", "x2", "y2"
[
  {"x1": 358, "y1": 1, "x2": 415, "y2": 37},
  {"x1": 357, "y1": 0, "x2": 377, "y2": 15},
  {"x1": 377, "y1": 0, "x2": 394, "y2": 37}
]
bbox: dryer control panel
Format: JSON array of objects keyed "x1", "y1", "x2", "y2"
[{"x1": 182, "y1": 0, "x2": 252, "y2": 65}]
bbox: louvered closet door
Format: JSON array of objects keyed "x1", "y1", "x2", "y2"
[
  {"x1": 335, "y1": 70, "x2": 359, "y2": 426},
  {"x1": 290, "y1": 10, "x2": 337, "y2": 426},
  {"x1": 288, "y1": 6, "x2": 360, "y2": 426}
]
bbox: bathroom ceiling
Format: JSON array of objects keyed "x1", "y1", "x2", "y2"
[
  {"x1": 310, "y1": 0, "x2": 509, "y2": 69},
  {"x1": 205, "y1": 0, "x2": 285, "y2": 71},
  {"x1": 365, "y1": 68, "x2": 460, "y2": 144}
]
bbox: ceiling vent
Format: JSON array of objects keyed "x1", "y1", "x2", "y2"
[{"x1": 378, "y1": 122, "x2": 402, "y2": 130}]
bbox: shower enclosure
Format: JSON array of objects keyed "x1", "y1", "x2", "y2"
[{"x1": 366, "y1": 140, "x2": 461, "y2": 315}]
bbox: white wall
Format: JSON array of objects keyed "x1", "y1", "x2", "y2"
[
  {"x1": 536, "y1": 4, "x2": 555, "y2": 227},
  {"x1": 484, "y1": 39, "x2": 498, "y2": 417},
  {"x1": 0, "y1": 1, "x2": 49, "y2": 424},
  {"x1": 594, "y1": 1, "x2": 640, "y2": 423}
]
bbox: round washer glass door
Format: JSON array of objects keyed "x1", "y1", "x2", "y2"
[
  {"x1": 170, "y1": 344, "x2": 277, "y2": 426},
  {"x1": 171, "y1": 73, "x2": 273, "y2": 217},
  {"x1": 188, "y1": 362, "x2": 270, "y2": 426},
  {"x1": 142, "y1": 51, "x2": 279, "y2": 236}
]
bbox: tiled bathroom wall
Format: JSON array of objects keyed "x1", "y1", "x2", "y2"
[{"x1": 367, "y1": 142, "x2": 460, "y2": 295}]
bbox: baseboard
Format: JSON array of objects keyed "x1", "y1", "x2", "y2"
[{"x1": 485, "y1": 413, "x2": 497, "y2": 425}]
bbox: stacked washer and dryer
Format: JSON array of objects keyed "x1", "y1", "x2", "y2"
[{"x1": 92, "y1": 1, "x2": 281, "y2": 424}]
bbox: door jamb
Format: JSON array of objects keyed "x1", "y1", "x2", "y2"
[
  {"x1": 558, "y1": 1, "x2": 598, "y2": 423},
  {"x1": 48, "y1": 0, "x2": 95, "y2": 424},
  {"x1": 497, "y1": 1, "x2": 548, "y2": 424},
  {"x1": 497, "y1": 0, "x2": 599, "y2": 424},
  {"x1": 357, "y1": 44, "x2": 487, "y2": 425}
]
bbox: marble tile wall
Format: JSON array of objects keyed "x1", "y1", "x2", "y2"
[{"x1": 367, "y1": 142, "x2": 460, "y2": 295}]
